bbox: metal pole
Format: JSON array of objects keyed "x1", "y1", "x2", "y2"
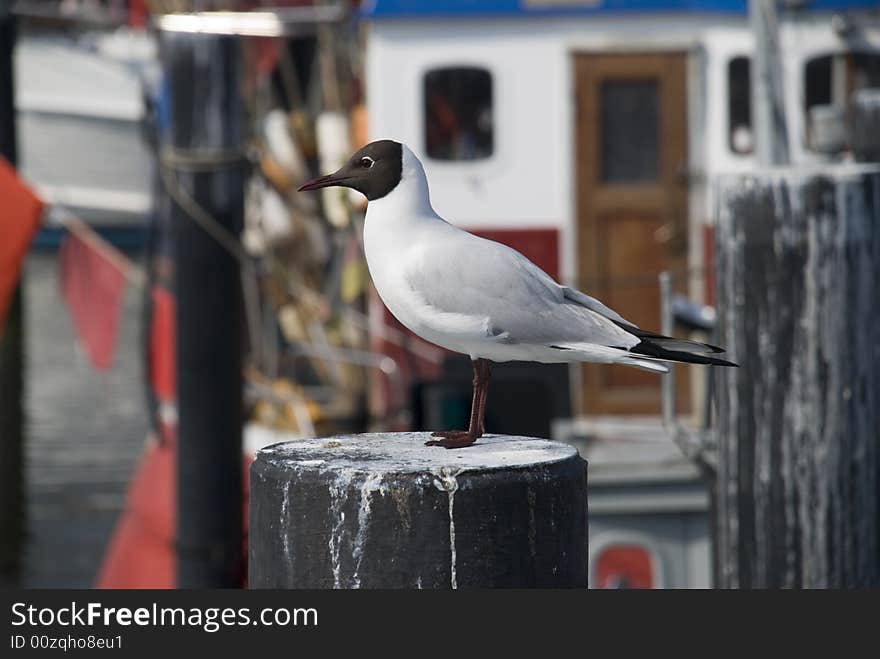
[
  {"x1": 749, "y1": 0, "x2": 789, "y2": 166},
  {"x1": 159, "y1": 29, "x2": 246, "y2": 587},
  {"x1": 659, "y1": 272, "x2": 675, "y2": 429},
  {"x1": 0, "y1": 0, "x2": 25, "y2": 588}
]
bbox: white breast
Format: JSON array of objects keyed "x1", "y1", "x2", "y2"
[
  {"x1": 363, "y1": 194, "x2": 434, "y2": 330},
  {"x1": 362, "y1": 146, "x2": 438, "y2": 329},
  {"x1": 363, "y1": 192, "x2": 484, "y2": 354}
]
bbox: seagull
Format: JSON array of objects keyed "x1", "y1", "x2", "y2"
[{"x1": 300, "y1": 140, "x2": 736, "y2": 448}]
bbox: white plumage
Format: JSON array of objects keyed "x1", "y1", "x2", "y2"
[{"x1": 365, "y1": 144, "x2": 671, "y2": 373}]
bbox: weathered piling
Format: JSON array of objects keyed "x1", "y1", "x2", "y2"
[
  {"x1": 714, "y1": 167, "x2": 880, "y2": 588},
  {"x1": 250, "y1": 433, "x2": 588, "y2": 589}
]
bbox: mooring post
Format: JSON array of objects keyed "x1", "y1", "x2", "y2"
[
  {"x1": 249, "y1": 433, "x2": 588, "y2": 589},
  {"x1": 158, "y1": 26, "x2": 246, "y2": 587},
  {"x1": 714, "y1": 167, "x2": 880, "y2": 588}
]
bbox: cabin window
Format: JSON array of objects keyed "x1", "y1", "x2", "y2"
[
  {"x1": 850, "y1": 52, "x2": 880, "y2": 91},
  {"x1": 805, "y1": 53, "x2": 880, "y2": 108},
  {"x1": 804, "y1": 55, "x2": 834, "y2": 113},
  {"x1": 728, "y1": 57, "x2": 753, "y2": 155},
  {"x1": 600, "y1": 80, "x2": 659, "y2": 182},
  {"x1": 804, "y1": 53, "x2": 880, "y2": 151},
  {"x1": 423, "y1": 67, "x2": 494, "y2": 161}
]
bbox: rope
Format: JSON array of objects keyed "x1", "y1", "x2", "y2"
[
  {"x1": 56, "y1": 211, "x2": 147, "y2": 287},
  {"x1": 160, "y1": 146, "x2": 249, "y2": 173},
  {"x1": 159, "y1": 165, "x2": 254, "y2": 268}
]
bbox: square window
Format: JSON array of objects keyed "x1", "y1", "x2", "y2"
[
  {"x1": 803, "y1": 52, "x2": 880, "y2": 152},
  {"x1": 423, "y1": 67, "x2": 493, "y2": 161},
  {"x1": 600, "y1": 80, "x2": 659, "y2": 182}
]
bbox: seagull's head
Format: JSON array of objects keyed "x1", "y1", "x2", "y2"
[{"x1": 298, "y1": 139, "x2": 403, "y2": 201}]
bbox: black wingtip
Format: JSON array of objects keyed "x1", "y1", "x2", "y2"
[
  {"x1": 702, "y1": 342, "x2": 727, "y2": 354},
  {"x1": 629, "y1": 340, "x2": 738, "y2": 367},
  {"x1": 613, "y1": 321, "x2": 728, "y2": 354}
]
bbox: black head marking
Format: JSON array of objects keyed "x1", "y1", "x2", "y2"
[{"x1": 298, "y1": 139, "x2": 403, "y2": 201}]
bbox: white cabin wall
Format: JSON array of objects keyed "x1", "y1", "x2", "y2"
[
  {"x1": 366, "y1": 20, "x2": 569, "y2": 231},
  {"x1": 366, "y1": 13, "x2": 880, "y2": 280},
  {"x1": 367, "y1": 15, "x2": 752, "y2": 291},
  {"x1": 365, "y1": 11, "x2": 880, "y2": 429}
]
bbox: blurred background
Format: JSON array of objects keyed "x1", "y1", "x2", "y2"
[{"x1": 0, "y1": 0, "x2": 878, "y2": 589}]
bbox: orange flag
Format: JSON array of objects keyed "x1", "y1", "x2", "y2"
[
  {"x1": 150, "y1": 286, "x2": 177, "y2": 402},
  {"x1": 0, "y1": 156, "x2": 44, "y2": 331},
  {"x1": 59, "y1": 220, "x2": 130, "y2": 371}
]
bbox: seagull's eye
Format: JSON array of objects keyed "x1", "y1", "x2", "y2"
[{"x1": 360, "y1": 157, "x2": 374, "y2": 169}]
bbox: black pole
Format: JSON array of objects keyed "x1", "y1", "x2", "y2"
[
  {"x1": 159, "y1": 30, "x2": 245, "y2": 587},
  {"x1": 0, "y1": 1, "x2": 25, "y2": 588}
]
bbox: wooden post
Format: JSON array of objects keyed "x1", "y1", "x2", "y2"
[
  {"x1": 714, "y1": 168, "x2": 880, "y2": 588},
  {"x1": 250, "y1": 433, "x2": 588, "y2": 589}
]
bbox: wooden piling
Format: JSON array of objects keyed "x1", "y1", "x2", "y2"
[
  {"x1": 714, "y1": 167, "x2": 880, "y2": 588},
  {"x1": 249, "y1": 433, "x2": 588, "y2": 589}
]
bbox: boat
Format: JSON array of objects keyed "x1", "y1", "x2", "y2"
[{"x1": 15, "y1": 27, "x2": 158, "y2": 246}]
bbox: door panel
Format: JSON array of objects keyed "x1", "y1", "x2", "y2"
[
  {"x1": 600, "y1": 79, "x2": 660, "y2": 183},
  {"x1": 575, "y1": 53, "x2": 690, "y2": 415},
  {"x1": 600, "y1": 211, "x2": 664, "y2": 389}
]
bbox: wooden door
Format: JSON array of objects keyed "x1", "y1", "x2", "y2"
[{"x1": 575, "y1": 53, "x2": 690, "y2": 415}]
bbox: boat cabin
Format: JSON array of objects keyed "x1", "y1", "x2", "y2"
[{"x1": 362, "y1": 0, "x2": 880, "y2": 418}]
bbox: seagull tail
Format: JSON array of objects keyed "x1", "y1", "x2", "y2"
[{"x1": 549, "y1": 333, "x2": 736, "y2": 370}]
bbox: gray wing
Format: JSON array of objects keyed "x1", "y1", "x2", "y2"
[
  {"x1": 560, "y1": 286, "x2": 639, "y2": 329},
  {"x1": 404, "y1": 229, "x2": 639, "y2": 348}
]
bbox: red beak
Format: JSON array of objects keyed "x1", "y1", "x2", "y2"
[{"x1": 298, "y1": 172, "x2": 351, "y2": 192}]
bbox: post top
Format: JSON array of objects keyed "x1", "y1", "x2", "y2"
[{"x1": 255, "y1": 433, "x2": 579, "y2": 475}]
